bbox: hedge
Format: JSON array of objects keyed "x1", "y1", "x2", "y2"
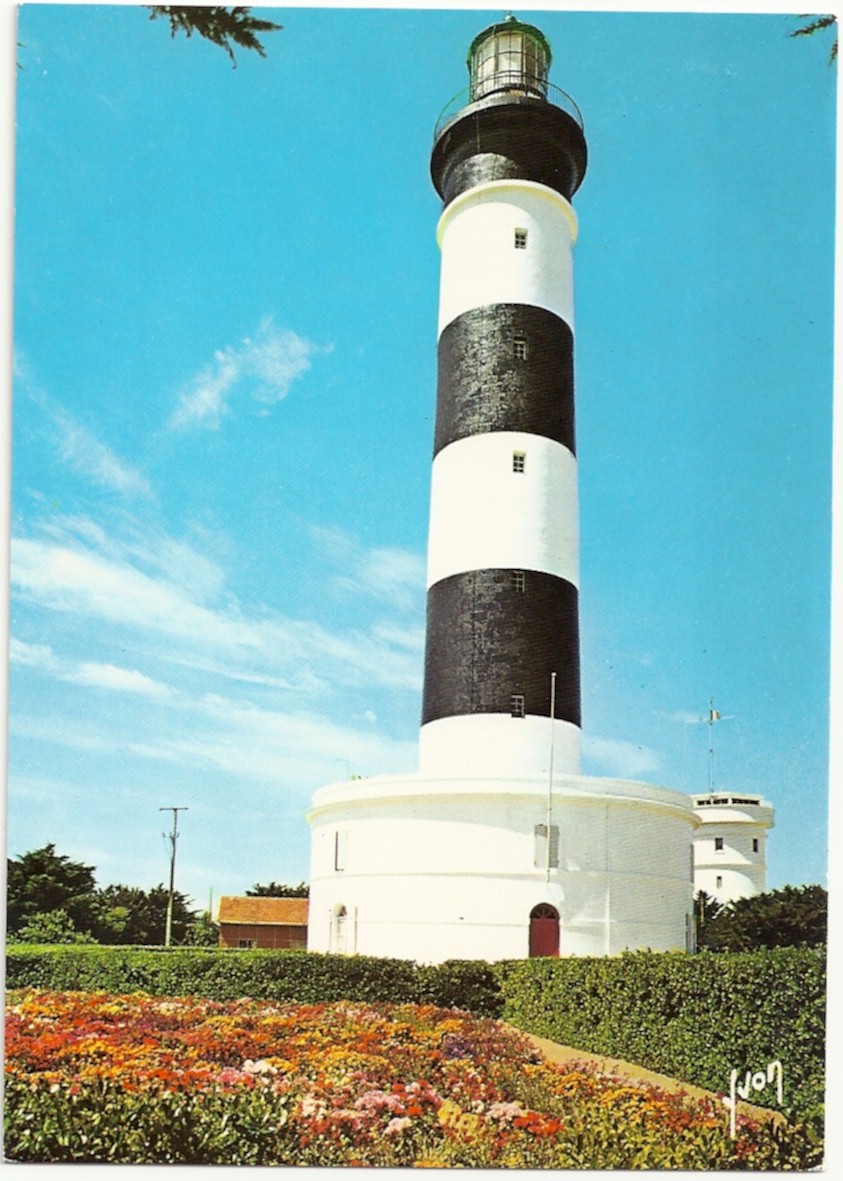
[
  {"x1": 4, "y1": 946, "x2": 503, "y2": 1015},
  {"x1": 495, "y1": 948, "x2": 826, "y2": 1126}
]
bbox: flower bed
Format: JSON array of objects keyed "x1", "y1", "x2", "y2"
[{"x1": 4, "y1": 990, "x2": 820, "y2": 1167}]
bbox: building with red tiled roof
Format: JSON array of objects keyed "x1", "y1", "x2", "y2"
[{"x1": 217, "y1": 896, "x2": 308, "y2": 950}]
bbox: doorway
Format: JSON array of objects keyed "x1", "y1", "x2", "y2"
[{"x1": 529, "y1": 903, "x2": 560, "y2": 957}]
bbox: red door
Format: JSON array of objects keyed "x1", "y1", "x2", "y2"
[{"x1": 529, "y1": 904, "x2": 560, "y2": 957}]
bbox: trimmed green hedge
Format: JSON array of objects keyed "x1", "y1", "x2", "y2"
[
  {"x1": 496, "y1": 948, "x2": 826, "y2": 1125},
  {"x1": 4, "y1": 946, "x2": 503, "y2": 1015},
  {"x1": 6, "y1": 945, "x2": 824, "y2": 1124}
]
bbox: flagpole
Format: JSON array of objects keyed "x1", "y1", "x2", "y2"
[{"x1": 546, "y1": 672, "x2": 557, "y2": 882}]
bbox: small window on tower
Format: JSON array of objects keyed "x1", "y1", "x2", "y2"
[
  {"x1": 534, "y1": 823, "x2": 560, "y2": 868},
  {"x1": 512, "y1": 451, "x2": 526, "y2": 473},
  {"x1": 716, "y1": 875, "x2": 723, "y2": 889},
  {"x1": 514, "y1": 336, "x2": 528, "y2": 361},
  {"x1": 334, "y1": 830, "x2": 348, "y2": 872},
  {"x1": 714, "y1": 836, "x2": 724, "y2": 852},
  {"x1": 513, "y1": 570, "x2": 526, "y2": 592},
  {"x1": 511, "y1": 694, "x2": 526, "y2": 718},
  {"x1": 752, "y1": 838, "x2": 760, "y2": 853},
  {"x1": 514, "y1": 228, "x2": 528, "y2": 249}
]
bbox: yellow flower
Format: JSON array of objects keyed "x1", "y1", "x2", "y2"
[{"x1": 437, "y1": 1099, "x2": 462, "y2": 1127}]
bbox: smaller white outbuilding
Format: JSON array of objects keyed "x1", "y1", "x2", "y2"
[{"x1": 691, "y1": 793, "x2": 775, "y2": 904}]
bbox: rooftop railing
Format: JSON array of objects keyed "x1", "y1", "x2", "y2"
[{"x1": 434, "y1": 80, "x2": 584, "y2": 141}]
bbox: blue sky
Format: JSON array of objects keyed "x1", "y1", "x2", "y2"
[{"x1": 6, "y1": 4, "x2": 836, "y2": 911}]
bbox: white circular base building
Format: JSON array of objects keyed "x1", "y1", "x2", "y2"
[{"x1": 307, "y1": 773, "x2": 698, "y2": 962}]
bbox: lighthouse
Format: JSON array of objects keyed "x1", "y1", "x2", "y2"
[{"x1": 307, "y1": 17, "x2": 700, "y2": 963}]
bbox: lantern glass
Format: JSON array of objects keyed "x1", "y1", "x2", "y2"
[{"x1": 469, "y1": 24, "x2": 549, "y2": 101}]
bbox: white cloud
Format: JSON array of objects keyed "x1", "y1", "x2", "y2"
[
  {"x1": 12, "y1": 681, "x2": 418, "y2": 787},
  {"x1": 8, "y1": 638, "x2": 57, "y2": 670},
  {"x1": 10, "y1": 518, "x2": 423, "y2": 694},
  {"x1": 372, "y1": 622, "x2": 425, "y2": 653},
  {"x1": 310, "y1": 524, "x2": 426, "y2": 615},
  {"x1": 583, "y1": 735, "x2": 663, "y2": 779},
  {"x1": 661, "y1": 709, "x2": 708, "y2": 725},
  {"x1": 14, "y1": 356, "x2": 152, "y2": 499},
  {"x1": 67, "y1": 662, "x2": 173, "y2": 699},
  {"x1": 10, "y1": 633, "x2": 177, "y2": 701},
  {"x1": 51, "y1": 406, "x2": 153, "y2": 499},
  {"x1": 169, "y1": 318, "x2": 327, "y2": 431},
  {"x1": 8, "y1": 714, "x2": 119, "y2": 753},
  {"x1": 155, "y1": 693, "x2": 418, "y2": 783}
]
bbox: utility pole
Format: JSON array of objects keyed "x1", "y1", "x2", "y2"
[{"x1": 160, "y1": 806, "x2": 188, "y2": 947}]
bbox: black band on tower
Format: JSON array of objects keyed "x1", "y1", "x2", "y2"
[
  {"x1": 435, "y1": 304, "x2": 575, "y2": 457},
  {"x1": 421, "y1": 568, "x2": 581, "y2": 726},
  {"x1": 432, "y1": 98, "x2": 587, "y2": 206}
]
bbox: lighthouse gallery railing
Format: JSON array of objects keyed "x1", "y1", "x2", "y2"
[{"x1": 434, "y1": 80, "x2": 585, "y2": 141}]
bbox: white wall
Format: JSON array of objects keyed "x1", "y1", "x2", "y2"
[
  {"x1": 691, "y1": 797, "x2": 774, "y2": 903},
  {"x1": 307, "y1": 773, "x2": 697, "y2": 962},
  {"x1": 426, "y1": 432, "x2": 578, "y2": 588},
  {"x1": 437, "y1": 180, "x2": 577, "y2": 335},
  {"x1": 418, "y1": 714, "x2": 582, "y2": 777}
]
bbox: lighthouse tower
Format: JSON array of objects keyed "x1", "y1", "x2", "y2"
[
  {"x1": 421, "y1": 17, "x2": 585, "y2": 783},
  {"x1": 306, "y1": 17, "x2": 699, "y2": 963}
]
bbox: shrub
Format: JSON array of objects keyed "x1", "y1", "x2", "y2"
[
  {"x1": 497, "y1": 948, "x2": 826, "y2": 1128},
  {"x1": 415, "y1": 959, "x2": 504, "y2": 1016},
  {"x1": 5, "y1": 946, "x2": 419, "y2": 1004},
  {"x1": 5, "y1": 948, "x2": 501, "y2": 1014}
]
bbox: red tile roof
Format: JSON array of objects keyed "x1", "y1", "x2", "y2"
[{"x1": 217, "y1": 896, "x2": 309, "y2": 926}]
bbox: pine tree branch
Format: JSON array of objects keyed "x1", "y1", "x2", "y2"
[
  {"x1": 789, "y1": 14, "x2": 837, "y2": 64},
  {"x1": 147, "y1": 6, "x2": 282, "y2": 66}
]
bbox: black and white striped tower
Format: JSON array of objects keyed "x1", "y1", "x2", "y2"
[{"x1": 420, "y1": 16, "x2": 588, "y2": 780}]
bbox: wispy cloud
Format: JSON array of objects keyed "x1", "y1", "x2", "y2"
[
  {"x1": 11, "y1": 679, "x2": 418, "y2": 786},
  {"x1": 169, "y1": 317, "x2": 328, "y2": 431},
  {"x1": 10, "y1": 635, "x2": 176, "y2": 701},
  {"x1": 310, "y1": 524, "x2": 426, "y2": 615},
  {"x1": 583, "y1": 735, "x2": 663, "y2": 779},
  {"x1": 661, "y1": 709, "x2": 708, "y2": 725},
  {"x1": 11, "y1": 515, "x2": 423, "y2": 695},
  {"x1": 14, "y1": 354, "x2": 153, "y2": 499},
  {"x1": 51, "y1": 405, "x2": 153, "y2": 499},
  {"x1": 67, "y1": 662, "x2": 174, "y2": 699},
  {"x1": 8, "y1": 638, "x2": 58, "y2": 671}
]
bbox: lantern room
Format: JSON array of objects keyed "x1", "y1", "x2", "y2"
[{"x1": 468, "y1": 16, "x2": 551, "y2": 101}]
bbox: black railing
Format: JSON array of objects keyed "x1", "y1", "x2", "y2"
[{"x1": 434, "y1": 80, "x2": 584, "y2": 140}]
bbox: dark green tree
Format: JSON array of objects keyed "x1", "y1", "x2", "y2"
[
  {"x1": 6, "y1": 844, "x2": 100, "y2": 937},
  {"x1": 789, "y1": 14, "x2": 837, "y2": 63},
  {"x1": 94, "y1": 883, "x2": 197, "y2": 945},
  {"x1": 13, "y1": 908, "x2": 97, "y2": 945},
  {"x1": 701, "y1": 884, "x2": 827, "y2": 952},
  {"x1": 246, "y1": 880, "x2": 309, "y2": 897},
  {"x1": 147, "y1": 6, "x2": 282, "y2": 64},
  {"x1": 184, "y1": 910, "x2": 221, "y2": 946},
  {"x1": 693, "y1": 889, "x2": 724, "y2": 950}
]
